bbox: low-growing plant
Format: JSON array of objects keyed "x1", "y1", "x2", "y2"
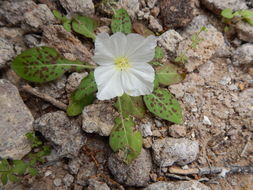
[
  {"x1": 0, "y1": 133, "x2": 51, "y2": 185},
  {"x1": 11, "y1": 8, "x2": 186, "y2": 164},
  {"x1": 175, "y1": 26, "x2": 207, "y2": 64},
  {"x1": 221, "y1": 8, "x2": 253, "y2": 26}
]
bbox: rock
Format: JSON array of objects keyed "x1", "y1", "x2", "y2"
[
  {"x1": 87, "y1": 179, "x2": 110, "y2": 190},
  {"x1": 177, "y1": 17, "x2": 224, "y2": 72},
  {"x1": 76, "y1": 162, "x2": 97, "y2": 186},
  {"x1": 42, "y1": 25, "x2": 93, "y2": 63},
  {"x1": 35, "y1": 76, "x2": 67, "y2": 99},
  {"x1": 144, "y1": 181, "x2": 211, "y2": 190},
  {"x1": 0, "y1": 38, "x2": 15, "y2": 68},
  {"x1": 108, "y1": 149, "x2": 152, "y2": 187},
  {"x1": 59, "y1": 0, "x2": 95, "y2": 16},
  {"x1": 23, "y1": 4, "x2": 56, "y2": 31},
  {"x1": 96, "y1": 26, "x2": 111, "y2": 34},
  {"x1": 66, "y1": 72, "x2": 88, "y2": 94},
  {"x1": 82, "y1": 102, "x2": 118, "y2": 136},
  {"x1": 219, "y1": 76, "x2": 232, "y2": 85},
  {"x1": 201, "y1": 0, "x2": 247, "y2": 15},
  {"x1": 235, "y1": 21, "x2": 253, "y2": 43},
  {"x1": 53, "y1": 178, "x2": 62, "y2": 187},
  {"x1": 168, "y1": 125, "x2": 187, "y2": 137},
  {"x1": 158, "y1": 30, "x2": 183, "y2": 58},
  {"x1": 235, "y1": 88, "x2": 253, "y2": 118},
  {"x1": 24, "y1": 34, "x2": 43, "y2": 48},
  {"x1": 159, "y1": 0, "x2": 195, "y2": 28},
  {"x1": 0, "y1": 0, "x2": 37, "y2": 26},
  {"x1": 147, "y1": 0, "x2": 158, "y2": 8},
  {"x1": 203, "y1": 115, "x2": 212, "y2": 125},
  {"x1": 232, "y1": 43, "x2": 253, "y2": 66},
  {"x1": 198, "y1": 61, "x2": 215, "y2": 79},
  {"x1": 139, "y1": 120, "x2": 153, "y2": 137},
  {"x1": 152, "y1": 138, "x2": 199, "y2": 167},
  {"x1": 0, "y1": 79, "x2": 33, "y2": 159},
  {"x1": 34, "y1": 111, "x2": 85, "y2": 158},
  {"x1": 63, "y1": 174, "x2": 74, "y2": 187},
  {"x1": 148, "y1": 16, "x2": 163, "y2": 32},
  {"x1": 68, "y1": 158, "x2": 81, "y2": 175},
  {"x1": 119, "y1": 0, "x2": 140, "y2": 19}
]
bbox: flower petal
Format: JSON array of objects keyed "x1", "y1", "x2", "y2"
[
  {"x1": 93, "y1": 33, "x2": 115, "y2": 66},
  {"x1": 94, "y1": 65, "x2": 124, "y2": 100},
  {"x1": 110, "y1": 32, "x2": 128, "y2": 57},
  {"x1": 121, "y1": 63, "x2": 155, "y2": 96},
  {"x1": 126, "y1": 34, "x2": 157, "y2": 63}
]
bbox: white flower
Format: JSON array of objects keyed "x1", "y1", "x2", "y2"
[{"x1": 93, "y1": 32, "x2": 157, "y2": 100}]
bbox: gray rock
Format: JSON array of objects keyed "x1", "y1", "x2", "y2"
[
  {"x1": 147, "y1": 0, "x2": 158, "y2": 8},
  {"x1": 144, "y1": 181, "x2": 210, "y2": 190},
  {"x1": 66, "y1": 72, "x2": 88, "y2": 94},
  {"x1": 108, "y1": 149, "x2": 152, "y2": 187},
  {"x1": 59, "y1": 0, "x2": 95, "y2": 16},
  {"x1": 63, "y1": 174, "x2": 74, "y2": 187},
  {"x1": 88, "y1": 179, "x2": 110, "y2": 190},
  {"x1": 152, "y1": 138, "x2": 199, "y2": 167},
  {"x1": 0, "y1": 38, "x2": 15, "y2": 68},
  {"x1": 158, "y1": 30, "x2": 183, "y2": 57},
  {"x1": 119, "y1": 0, "x2": 140, "y2": 19},
  {"x1": 235, "y1": 21, "x2": 253, "y2": 43},
  {"x1": 76, "y1": 162, "x2": 97, "y2": 186},
  {"x1": 0, "y1": 0, "x2": 37, "y2": 26},
  {"x1": 201, "y1": 0, "x2": 247, "y2": 15},
  {"x1": 23, "y1": 4, "x2": 56, "y2": 31},
  {"x1": 82, "y1": 102, "x2": 118, "y2": 136},
  {"x1": 68, "y1": 158, "x2": 81, "y2": 175},
  {"x1": 148, "y1": 15, "x2": 163, "y2": 32},
  {"x1": 198, "y1": 61, "x2": 215, "y2": 79},
  {"x1": 232, "y1": 43, "x2": 253, "y2": 66},
  {"x1": 168, "y1": 125, "x2": 187, "y2": 138},
  {"x1": 177, "y1": 16, "x2": 224, "y2": 72},
  {"x1": 24, "y1": 34, "x2": 43, "y2": 48},
  {"x1": 35, "y1": 76, "x2": 67, "y2": 99},
  {"x1": 0, "y1": 79, "x2": 33, "y2": 159},
  {"x1": 34, "y1": 111, "x2": 85, "y2": 158},
  {"x1": 235, "y1": 88, "x2": 253, "y2": 118},
  {"x1": 53, "y1": 178, "x2": 62, "y2": 187}
]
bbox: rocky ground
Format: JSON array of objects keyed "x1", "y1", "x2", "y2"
[{"x1": 0, "y1": 0, "x2": 253, "y2": 190}]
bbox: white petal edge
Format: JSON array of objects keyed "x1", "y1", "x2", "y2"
[
  {"x1": 126, "y1": 34, "x2": 157, "y2": 63},
  {"x1": 109, "y1": 32, "x2": 128, "y2": 57},
  {"x1": 121, "y1": 63, "x2": 155, "y2": 96},
  {"x1": 94, "y1": 65, "x2": 124, "y2": 100}
]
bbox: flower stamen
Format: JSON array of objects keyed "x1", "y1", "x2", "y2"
[{"x1": 114, "y1": 56, "x2": 130, "y2": 71}]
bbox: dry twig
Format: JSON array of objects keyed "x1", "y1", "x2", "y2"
[{"x1": 22, "y1": 84, "x2": 67, "y2": 110}]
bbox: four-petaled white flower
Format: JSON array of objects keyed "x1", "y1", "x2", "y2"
[{"x1": 93, "y1": 32, "x2": 157, "y2": 100}]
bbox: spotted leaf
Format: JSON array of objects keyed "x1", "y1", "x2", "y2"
[
  {"x1": 115, "y1": 94, "x2": 145, "y2": 118},
  {"x1": 109, "y1": 116, "x2": 142, "y2": 163},
  {"x1": 67, "y1": 72, "x2": 97, "y2": 116},
  {"x1": 72, "y1": 15, "x2": 97, "y2": 39},
  {"x1": 111, "y1": 8, "x2": 132, "y2": 34},
  {"x1": 144, "y1": 88, "x2": 183, "y2": 124},
  {"x1": 11, "y1": 47, "x2": 91, "y2": 83},
  {"x1": 156, "y1": 63, "x2": 185, "y2": 86}
]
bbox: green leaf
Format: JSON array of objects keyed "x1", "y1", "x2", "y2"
[
  {"x1": 115, "y1": 94, "x2": 145, "y2": 118},
  {"x1": 12, "y1": 160, "x2": 27, "y2": 175},
  {"x1": 175, "y1": 53, "x2": 188, "y2": 64},
  {"x1": 221, "y1": 8, "x2": 234, "y2": 19},
  {"x1": 67, "y1": 72, "x2": 97, "y2": 116},
  {"x1": 0, "y1": 160, "x2": 10, "y2": 172},
  {"x1": 244, "y1": 17, "x2": 253, "y2": 26},
  {"x1": 109, "y1": 116, "x2": 142, "y2": 163},
  {"x1": 63, "y1": 21, "x2": 72, "y2": 32},
  {"x1": 239, "y1": 10, "x2": 253, "y2": 18},
  {"x1": 27, "y1": 167, "x2": 38, "y2": 176},
  {"x1": 111, "y1": 8, "x2": 132, "y2": 34},
  {"x1": 72, "y1": 15, "x2": 97, "y2": 39},
  {"x1": 154, "y1": 47, "x2": 164, "y2": 60},
  {"x1": 144, "y1": 88, "x2": 183, "y2": 124},
  {"x1": 150, "y1": 61, "x2": 163, "y2": 66},
  {"x1": 8, "y1": 174, "x2": 18, "y2": 183},
  {"x1": 25, "y1": 132, "x2": 42, "y2": 148},
  {"x1": 1, "y1": 173, "x2": 8, "y2": 185},
  {"x1": 11, "y1": 47, "x2": 93, "y2": 83},
  {"x1": 52, "y1": 10, "x2": 63, "y2": 20},
  {"x1": 156, "y1": 63, "x2": 185, "y2": 86}
]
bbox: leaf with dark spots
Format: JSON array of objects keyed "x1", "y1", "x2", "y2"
[
  {"x1": 67, "y1": 72, "x2": 97, "y2": 116},
  {"x1": 111, "y1": 8, "x2": 132, "y2": 34},
  {"x1": 144, "y1": 88, "x2": 183, "y2": 124},
  {"x1": 11, "y1": 47, "x2": 92, "y2": 83},
  {"x1": 156, "y1": 63, "x2": 185, "y2": 86}
]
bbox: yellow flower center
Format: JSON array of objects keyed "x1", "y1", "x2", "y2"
[{"x1": 114, "y1": 56, "x2": 130, "y2": 71}]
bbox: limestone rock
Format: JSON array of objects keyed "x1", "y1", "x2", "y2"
[
  {"x1": 152, "y1": 138, "x2": 199, "y2": 167},
  {"x1": 0, "y1": 79, "x2": 33, "y2": 159},
  {"x1": 108, "y1": 149, "x2": 152, "y2": 187},
  {"x1": 144, "y1": 181, "x2": 211, "y2": 190},
  {"x1": 82, "y1": 102, "x2": 118, "y2": 136},
  {"x1": 232, "y1": 43, "x2": 253, "y2": 66},
  {"x1": 34, "y1": 111, "x2": 85, "y2": 157},
  {"x1": 0, "y1": 38, "x2": 15, "y2": 68},
  {"x1": 59, "y1": 0, "x2": 95, "y2": 16}
]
